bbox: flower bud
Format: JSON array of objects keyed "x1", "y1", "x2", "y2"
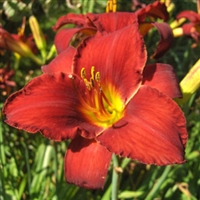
[
  {"x1": 177, "y1": 59, "x2": 200, "y2": 105},
  {"x1": 0, "y1": 27, "x2": 42, "y2": 65},
  {"x1": 29, "y1": 15, "x2": 46, "y2": 60}
]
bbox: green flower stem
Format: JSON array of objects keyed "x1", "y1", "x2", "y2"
[
  {"x1": 0, "y1": 117, "x2": 6, "y2": 199},
  {"x1": 145, "y1": 165, "x2": 172, "y2": 200},
  {"x1": 120, "y1": 158, "x2": 131, "y2": 169},
  {"x1": 14, "y1": 51, "x2": 43, "y2": 65},
  {"x1": 88, "y1": 0, "x2": 95, "y2": 12},
  {"x1": 111, "y1": 154, "x2": 119, "y2": 200},
  {"x1": 46, "y1": 44, "x2": 56, "y2": 61},
  {"x1": 102, "y1": 185, "x2": 112, "y2": 200},
  {"x1": 29, "y1": 54, "x2": 44, "y2": 65},
  {"x1": 82, "y1": 0, "x2": 87, "y2": 14},
  {"x1": 23, "y1": 141, "x2": 31, "y2": 194},
  {"x1": 81, "y1": 0, "x2": 95, "y2": 13},
  {"x1": 14, "y1": 53, "x2": 21, "y2": 70}
]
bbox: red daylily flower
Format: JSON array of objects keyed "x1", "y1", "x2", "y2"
[
  {"x1": 3, "y1": 24, "x2": 187, "y2": 189},
  {"x1": 176, "y1": 10, "x2": 200, "y2": 47},
  {"x1": 0, "y1": 18, "x2": 37, "y2": 57},
  {"x1": 53, "y1": 1, "x2": 173, "y2": 59}
]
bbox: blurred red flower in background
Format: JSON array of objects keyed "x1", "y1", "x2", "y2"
[
  {"x1": 0, "y1": 18, "x2": 37, "y2": 57},
  {"x1": 53, "y1": 1, "x2": 173, "y2": 59},
  {"x1": 176, "y1": 10, "x2": 200, "y2": 47}
]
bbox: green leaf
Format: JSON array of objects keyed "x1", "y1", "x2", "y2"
[{"x1": 118, "y1": 190, "x2": 144, "y2": 199}]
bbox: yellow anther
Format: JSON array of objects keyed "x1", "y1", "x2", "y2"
[
  {"x1": 91, "y1": 66, "x2": 95, "y2": 80},
  {"x1": 95, "y1": 72, "x2": 101, "y2": 82},
  {"x1": 90, "y1": 77, "x2": 95, "y2": 87},
  {"x1": 81, "y1": 68, "x2": 86, "y2": 79},
  {"x1": 78, "y1": 66, "x2": 124, "y2": 128},
  {"x1": 106, "y1": 0, "x2": 117, "y2": 13},
  {"x1": 80, "y1": 66, "x2": 101, "y2": 90}
]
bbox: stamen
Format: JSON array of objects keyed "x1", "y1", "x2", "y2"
[
  {"x1": 91, "y1": 66, "x2": 95, "y2": 80},
  {"x1": 81, "y1": 68, "x2": 93, "y2": 90},
  {"x1": 81, "y1": 68, "x2": 86, "y2": 79},
  {"x1": 69, "y1": 75, "x2": 98, "y2": 112},
  {"x1": 95, "y1": 72, "x2": 100, "y2": 83},
  {"x1": 90, "y1": 77, "x2": 94, "y2": 88},
  {"x1": 80, "y1": 67, "x2": 100, "y2": 90},
  {"x1": 101, "y1": 91, "x2": 114, "y2": 108},
  {"x1": 83, "y1": 79, "x2": 91, "y2": 90},
  {"x1": 98, "y1": 92, "x2": 112, "y2": 116},
  {"x1": 106, "y1": 0, "x2": 117, "y2": 13},
  {"x1": 78, "y1": 66, "x2": 123, "y2": 126}
]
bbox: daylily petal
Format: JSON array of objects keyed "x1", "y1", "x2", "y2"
[
  {"x1": 139, "y1": 22, "x2": 153, "y2": 36},
  {"x1": 142, "y1": 63, "x2": 182, "y2": 98},
  {"x1": 54, "y1": 28, "x2": 80, "y2": 53},
  {"x1": 151, "y1": 22, "x2": 174, "y2": 59},
  {"x1": 65, "y1": 135, "x2": 112, "y2": 189},
  {"x1": 86, "y1": 12, "x2": 138, "y2": 32},
  {"x1": 177, "y1": 10, "x2": 200, "y2": 23},
  {"x1": 54, "y1": 28, "x2": 96, "y2": 54},
  {"x1": 3, "y1": 73, "x2": 97, "y2": 141},
  {"x1": 181, "y1": 23, "x2": 200, "y2": 44},
  {"x1": 74, "y1": 24, "x2": 147, "y2": 103},
  {"x1": 53, "y1": 13, "x2": 88, "y2": 31},
  {"x1": 42, "y1": 47, "x2": 75, "y2": 74},
  {"x1": 138, "y1": 22, "x2": 173, "y2": 58},
  {"x1": 97, "y1": 86, "x2": 187, "y2": 165},
  {"x1": 136, "y1": 1, "x2": 169, "y2": 22}
]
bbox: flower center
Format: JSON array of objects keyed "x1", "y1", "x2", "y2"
[{"x1": 76, "y1": 66, "x2": 124, "y2": 128}]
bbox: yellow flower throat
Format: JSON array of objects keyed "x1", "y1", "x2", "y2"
[{"x1": 77, "y1": 66, "x2": 124, "y2": 128}]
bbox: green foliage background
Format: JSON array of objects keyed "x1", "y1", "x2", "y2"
[{"x1": 0, "y1": 0, "x2": 200, "y2": 199}]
